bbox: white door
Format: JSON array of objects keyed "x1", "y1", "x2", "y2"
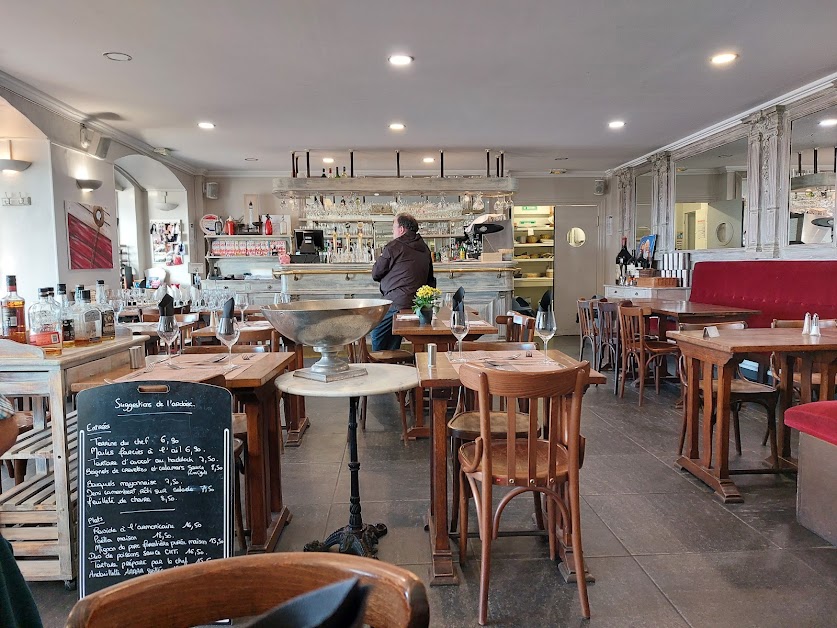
[{"x1": 552, "y1": 205, "x2": 600, "y2": 335}]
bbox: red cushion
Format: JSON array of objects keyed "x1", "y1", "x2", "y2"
[
  {"x1": 689, "y1": 261, "x2": 837, "y2": 329},
  {"x1": 784, "y1": 401, "x2": 837, "y2": 447}
]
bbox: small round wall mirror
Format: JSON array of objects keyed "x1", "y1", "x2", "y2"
[
  {"x1": 567, "y1": 227, "x2": 586, "y2": 247},
  {"x1": 716, "y1": 222, "x2": 734, "y2": 245}
]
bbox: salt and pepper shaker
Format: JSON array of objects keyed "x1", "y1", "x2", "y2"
[
  {"x1": 811, "y1": 314, "x2": 821, "y2": 337},
  {"x1": 427, "y1": 343, "x2": 437, "y2": 368},
  {"x1": 802, "y1": 312, "x2": 812, "y2": 335}
]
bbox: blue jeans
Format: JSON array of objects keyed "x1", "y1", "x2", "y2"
[{"x1": 371, "y1": 307, "x2": 402, "y2": 351}]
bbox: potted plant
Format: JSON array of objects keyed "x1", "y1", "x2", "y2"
[{"x1": 413, "y1": 285, "x2": 441, "y2": 325}]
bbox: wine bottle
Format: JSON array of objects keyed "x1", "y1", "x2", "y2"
[
  {"x1": 328, "y1": 167, "x2": 333, "y2": 178},
  {"x1": 321, "y1": 168, "x2": 327, "y2": 178}
]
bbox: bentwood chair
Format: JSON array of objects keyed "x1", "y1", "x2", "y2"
[
  {"x1": 495, "y1": 311, "x2": 536, "y2": 342},
  {"x1": 676, "y1": 321, "x2": 779, "y2": 463},
  {"x1": 595, "y1": 300, "x2": 620, "y2": 374},
  {"x1": 577, "y1": 299, "x2": 599, "y2": 369},
  {"x1": 457, "y1": 362, "x2": 591, "y2": 624},
  {"x1": 66, "y1": 552, "x2": 430, "y2": 628},
  {"x1": 618, "y1": 304, "x2": 680, "y2": 406}
]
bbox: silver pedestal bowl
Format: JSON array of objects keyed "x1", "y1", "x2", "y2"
[{"x1": 261, "y1": 298, "x2": 392, "y2": 381}]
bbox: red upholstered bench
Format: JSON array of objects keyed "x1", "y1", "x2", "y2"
[
  {"x1": 689, "y1": 260, "x2": 837, "y2": 328},
  {"x1": 783, "y1": 401, "x2": 837, "y2": 545}
]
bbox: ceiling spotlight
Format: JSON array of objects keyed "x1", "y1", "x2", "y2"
[
  {"x1": 153, "y1": 147, "x2": 172, "y2": 156},
  {"x1": 244, "y1": 157, "x2": 259, "y2": 162},
  {"x1": 422, "y1": 157, "x2": 435, "y2": 163},
  {"x1": 554, "y1": 157, "x2": 569, "y2": 161},
  {"x1": 389, "y1": 122, "x2": 406, "y2": 131},
  {"x1": 711, "y1": 52, "x2": 739, "y2": 65},
  {"x1": 608, "y1": 120, "x2": 625, "y2": 129},
  {"x1": 322, "y1": 157, "x2": 334, "y2": 164},
  {"x1": 198, "y1": 121, "x2": 215, "y2": 129},
  {"x1": 388, "y1": 54, "x2": 414, "y2": 66},
  {"x1": 103, "y1": 52, "x2": 132, "y2": 62},
  {"x1": 717, "y1": 154, "x2": 733, "y2": 158},
  {"x1": 550, "y1": 169, "x2": 567, "y2": 175},
  {"x1": 819, "y1": 119, "x2": 837, "y2": 127}
]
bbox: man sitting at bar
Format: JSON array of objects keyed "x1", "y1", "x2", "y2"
[{"x1": 371, "y1": 213, "x2": 435, "y2": 350}]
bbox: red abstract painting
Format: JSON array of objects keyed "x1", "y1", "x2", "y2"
[{"x1": 66, "y1": 201, "x2": 114, "y2": 270}]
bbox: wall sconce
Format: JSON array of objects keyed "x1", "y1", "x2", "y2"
[
  {"x1": 76, "y1": 178, "x2": 103, "y2": 192},
  {"x1": 0, "y1": 140, "x2": 32, "y2": 173}
]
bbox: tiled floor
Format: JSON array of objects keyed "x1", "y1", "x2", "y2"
[{"x1": 12, "y1": 337, "x2": 837, "y2": 626}]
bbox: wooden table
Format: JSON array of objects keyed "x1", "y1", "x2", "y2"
[
  {"x1": 0, "y1": 335, "x2": 148, "y2": 584},
  {"x1": 670, "y1": 328, "x2": 837, "y2": 503},
  {"x1": 393, "y1": 309, "x2": 498, "y2": 439},
  {"x1": 631, "y1": 300, "x2": 760, "y2": 340},
  {"x1": 416, "y1": 348, "x2": 605, "y2": 586},
  {"x1": 72, "y1": 351, "x2": 297, "y2": 553},
  {"x1": 125, "y1": 320, "x2": 198, "y2": 354}
]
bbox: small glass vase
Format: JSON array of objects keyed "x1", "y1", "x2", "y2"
[{"x1": 417, "y1": 307, "x2": 433, "y2": 325}]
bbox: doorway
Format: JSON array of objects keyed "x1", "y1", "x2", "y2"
[{"x1": 552, "y1": 205, "x2": 600, "y2": 335}]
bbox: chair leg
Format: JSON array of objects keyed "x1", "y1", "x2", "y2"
[
  {"x1": 533, "y1": 492, "x2": 545, "y2": 531},
  {"x1": 638, "y1": 353, "x2": 646, "y2": 407},
  {"x1": 619, "y1": 349, "x2": 628, "y2": 399},
  {"x1": 13, "y1": 459, "x2": 27, "y2": 485},
  {"x1": 569, "y1": 478, "x2": 591, "y2": 619},
  {"x1": 397, "y1": 390, "x2": 409, "y2": 442},
  {"x1": 731, "y1": 404, "x2": 742, "y2": 456},
  {"x1": 477, "y1": 486, "x2": 492, "y2": 626},
  {"x1": 678, "y1": 390, "x2": 688, "y2": 456},
  {"x1": 3, "y1": 461, "x2": 13, "y2": 479},
  {"x1": 761, "y1": 426, "x2": 770, "y2": 447},
  {"x1": 450, "y1": 437, "x2": 462, "y2": 534},
  {"x1": 546, "y1": 494, "x2": 556, "y2": 561},
  {"x1": 765, "y1": 402, "x2": 779, "y2": 467},
  {"x1": 234, "y1": 458, "x2": 246, "y2": 552},
  {"x1": 654, "y1": 356, "x2": 662, "y2": 395},
  {"x1": 458, "y1": 470, "x2": 469, "y2": 565}
]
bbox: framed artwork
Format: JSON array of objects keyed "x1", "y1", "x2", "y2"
[
  {"x1": 638, "y1": 234, "x2": 657, "y2": 262},
  {"x1": 150, "y1": 220, "x2": 185, "y2": 266},
  {"x1": 66, "y1": 201, "x2": 114, "y2": 270}
]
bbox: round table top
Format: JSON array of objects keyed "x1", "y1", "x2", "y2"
[{"x1": 274, "y1": 363, "x2": 418, "y2": 397}]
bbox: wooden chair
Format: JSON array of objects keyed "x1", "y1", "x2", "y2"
[
  {"x1": 348, "y1": 337, "x2": 414, "y2": 440},
  {"x1": 66, "y1": 552, "x2": 430, "y2": 628},
  {"x1": 618, "y1": 304, "x2": 680, "y2": 406},
  {"x1": 676, "y1": 321, "x2": 779, "y2": 463},
  {"x1": 457, "y1": 362, "x2": 591, "y2": 624},
  {"x1": 2, "y1": 411, "x2": 33, "y2": 485},
  {"x1": 577, "y1": 298, "x2": 599, "y2": 370},
  {"x1": 595, "y1": 300, "x2": 620, "y2": 375},
  {"x1": 495, "y1": 311, "x2": 536, "y2": 342}
]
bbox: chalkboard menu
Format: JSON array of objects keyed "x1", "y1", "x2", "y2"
[{"x1": 76, "y1": 381, "x2": 233, "y2": 597}]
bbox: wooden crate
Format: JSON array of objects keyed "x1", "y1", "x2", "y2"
[{"x1": 635, "y1": 276, "x2": 679, "y2": 288}]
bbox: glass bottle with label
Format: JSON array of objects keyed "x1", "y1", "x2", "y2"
[
  {"x1": 27, "y1": 287, "x2": 62, "y2": 356},
  {"x1": 56, "y1": 284, "x2": 76, "y2": 348},
  {"x1": 1, "y1": 275, "x2": 26, "y2": 343},
  {"x1": 74, "y1": 290, "x2": 102, "y2": 345},
  {"x1": 95, "y1": 280, "x2": 116, "y2": 340}
]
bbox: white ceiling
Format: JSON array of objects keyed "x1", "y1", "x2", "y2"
[
  {"x1": 2, "y1": 0, "x2": 837, "y2": 175},
  {"x1": 115, "y1": 154, "x2": 185, "y2": 190}
]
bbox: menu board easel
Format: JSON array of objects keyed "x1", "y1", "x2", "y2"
[{"x1": 76, "y1": 381, "x2": 233, "y2": 597}]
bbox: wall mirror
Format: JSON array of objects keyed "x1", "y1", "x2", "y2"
[
  {"x1": 788, "y1": 104, "x2": 836, "y2": 245},
  {"x1": 634, "y1": 171, "x2": 653, "y2": 250},
  {"x1": 673, "y1": 137, "x2": 748, "y2": 250}
]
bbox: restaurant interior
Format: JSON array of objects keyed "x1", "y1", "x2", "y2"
[{"x1": 1, "y1": 2, "x2": 836, "y2": 627}]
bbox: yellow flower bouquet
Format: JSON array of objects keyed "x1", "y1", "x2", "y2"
[{"x1": 413, "y1": 285, "x2": 441, "y2": 318}]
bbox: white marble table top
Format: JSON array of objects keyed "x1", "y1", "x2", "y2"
[{"x1": 274, "y1": 363, "x2": 418, "y2": 397}]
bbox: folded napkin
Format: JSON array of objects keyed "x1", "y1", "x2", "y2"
[
  {"x1": 221, "y1": 297, "x2": 235, "y2": 319},
  {"x1": 158, "y1": 293, "x2": 174, "y2": 317},
  {"x1": 243, "y1": 577, "x2": 369, "y2": 628},
  {"x1": 452, "y1": 286, "x2": 465, "y2": 313},
  {"x1": 539, "y1": 288, "x2": 553, "y2": 312}
]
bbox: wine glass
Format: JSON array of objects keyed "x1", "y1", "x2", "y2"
[
  {"x1": 108, "y1": 292, "x2": 124, "y2": 327},
  {"x1": 157, "y1": 316, "x2": 181, "y2": 368},
  {"x1": 216, "y1": 317, "x2": 240, "y2": 367},
  {"x1": 234, "y1": 293, "x2": 249, "y2": 324},
  {"x1": 535, "y1": 309, "x2": 557, "y2": 363},
  {"x1": 449, "y1": 309, "x2": 470, "y2": 363},
  {"x1": 274, "y1": 292, "x2": 291, "y2": 305}
]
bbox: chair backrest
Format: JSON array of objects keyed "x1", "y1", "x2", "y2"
[
  {"x1": 497, "y1": 311, "x2": 535, "y2": 342},
  {"x1": 66, "y1": 552, "x2": 429, "y2": 628},
  {"x1": 577, "y1": 299, "x2": 597, "y2": 338},
  {"x1": 183, "y1": 344, "x2": 268, "y2": 354},
  {"x1": 617, "y1": 305, "x2": 646, "y2": 353},
  {"x1": 595, "y1": 300, "x2": 620, "y2": 345},
  {"x1": 772, "y1": 318, "x2": 837, "y2": 328},
  {"x1": 174, "y1": 313, "x2": 200, "y2": 324},
  {"x1": 458, "y1": 362, "x2": 590, "y2": 486}
]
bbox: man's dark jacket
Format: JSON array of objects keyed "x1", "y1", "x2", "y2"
[{"x1": 372, "y1": 231, "x2": 436, "y2": 310}]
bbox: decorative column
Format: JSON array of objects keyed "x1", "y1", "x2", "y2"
[
  {"x1": 744, "y1": 106, "x2": 787, "y2": 256},
  {"x1": 615, "y1": 168, "x2": 634, "y2": 240},
  {"x1": 743, "y1": 112, "x2": 763, "y2": 253},
  {"x1": 651, "y1": 152, "x2": 673, "y2": 251}
]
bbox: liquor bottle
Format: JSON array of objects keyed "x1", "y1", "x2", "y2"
[
  {"x1": 56, "y1": 284, "x2": 76, "y2": 348},
  {"x1": 321, "y1": 168, "x2": 327, "y2": 178},
  {"x1": 1, "y1": 275, "x2": 26, "y2": 343},
  {"x1": 328, "y1": 167, "x2": 334, "y2": 178},
  {"x1": 263, "y1": 215, "x2": 273, "y2": 235},
  {"x1": 75, "y1": 285, "x2": 85, "y2": 305},
  {"x1": 96, "y1": 280, "x2": 116, "y2": 340},
  {"x1": 615, "y1": 236, "x2": 634, "y2": 266},
  {"x1": 74, "y1": 290, "x2": 102, "y2": 345},
  {"x1": 458, "y1": 242, "x2": 466, "y2": 260},
  {"x1": 334, "y1": 167, "x2": 340, "y2": 179},
  {"x1": 27, "y1": 288, "x2": 62, "y2": 356},
  {"x1": 342, "y1": 166, "x2": 347, "y2": 178}
]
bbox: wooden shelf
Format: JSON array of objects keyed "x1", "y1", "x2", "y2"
[
  {"x1": 514, "y1": 243, "x2": 554, "y2": 248},
  {"x1": 205, "y1": 235, "x2": 291, "y2": 240},
  {"x1": 273, "y1": 176, "x2": 518, "y2": 197},
  {"x1": 514, "y1": 258, "x2": 554, "y2": 263},
  {"x1": 514, "y1": 277, "x2": 554, "y2": 287},
  {"x1": 513, "y1": 226, "x2": 554, "y2": 231}
]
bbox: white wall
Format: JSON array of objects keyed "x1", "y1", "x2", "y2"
[
  {"x1": 0, "y1": 139, "x2": 56, "y2": 304},
  {"x1": 116, "y1": 186, "x2": 140, "y2": 275},
  {"x1": 147, "y1": 189, "x2": 190, "y2": 286}
]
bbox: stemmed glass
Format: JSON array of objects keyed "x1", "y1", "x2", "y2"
[
  {"x1": 449, "y1": 309, "x2": 470, "y2": 363},
  {"x1": 535, "y1": 308, "x2": 557, "y2": 363},
  {"x1": 108, "y1": 292, "x2": 124, "y2": 328},
  {"x1": 216, "y1": 318, "x2": 240, "y2": 368},
  {"x1": 157, "y1": 316, "x2": 181, "y2": 368},
  {"x1": 274, "y1": 292, "x2": 291, "y2": 305},
  {"x1": 234, "y1": 293, "x2": 249, "y2": 324}
]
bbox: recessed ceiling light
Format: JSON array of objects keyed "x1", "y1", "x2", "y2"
[
  {"x1": 608, "y1": 120, "x2": 625, "y2": 129},
  {"x1": 103, "y1": 51, "x2": 132, "y2": 62},
  {"x1": 373, "y1": 193, "x2": 380, "y2": 196},
  {"x1": 389, "y1": 122, "x2": 406, "y2": 131},
  {"x1": 711, "y1": 52, "x2": 738, "y2": 65},
  {"x1": 717, "y1": 154, "x2": 733, "y2": 158},
  {"x1": 550, "y1": 169, "x2": 566, "y2": 175},
  {"x1": 819, "y1": 119, "x2": 837, "y2": 127},
  {"x1": 244, "y1": 157, "x2": 259, "y2": 162},
  {"x1": 676, "y1": 167, "x2": 688, "y2": 173},
  {"x1": 554, "y1": 157, "x2": 569, "y2": 161},
  {"x1": 388, "y1": 54, "x2": 414, "y2": 66},
  {"x1": 422, "y1": 157, "x2": 435, "y2": 163},
  {"x1": 322, "y1": 157, "x2": 334, "y2": 164},
  {"x1": 198, "y1": 121, "x2": 215, "y2": 129}
]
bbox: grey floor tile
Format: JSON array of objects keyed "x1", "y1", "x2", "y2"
[
  {"x1": 280, "y1": 462, "x2": 341, "y2": 505},
  {"x1": 27, "y1": 581, "x2": 78, "y2": 628},
  {"x1": 281, "y1": 429, "x2": 346, "y2": 464},
  {"x1": 336, "y1": 459, "x2": 430, "y2": 502},
  {"x1": 586, "y1": 493, "x2": 774, "y2": 554},
  {"x1": 275, "y1": 503, "x2": 331, "y2": 553},
  {"x1": 788, "y1": 548, "x2": 837, "y2": 588},
  {"x1": 580, "y1": 452, "x2": 703, "y2": 496},
  {"x1": 637, "y1": 550, "x2": 837, "y2": 628}
]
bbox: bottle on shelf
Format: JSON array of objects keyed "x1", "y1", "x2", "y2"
[
  {"x1": 28, "y1": 288, "x2": 62, "y2": 356},
  {"x1": 321, "y1": 168, "x2": 327, "y2": 178},
  {"x1": 263, "y1": 214, "x2": 273, "y2": 235},
  {"x1": 1, "y1": 275, "x2": 26, "y2": 343},
  {"x1": 56, "y1": 284, "x2": 75, "y2": 348},
  {"x1": 96, "y1": 280, "x2": 116, "y2": 340},
  {"x1": 74, "y1": 290, "x2": 102, "y2": 346},
  {"x1": 458, "y1": 242, "x2": 467, "y2": 260},
  {"x1": 328, "y1": 167, "x2": 333, "y2": 178},
  {"x1": 334, "y1": 167, "x2": 340, "y2": 179},
  {"x1": 342, "y1": 166, "x2": 347, "y2": 178}
]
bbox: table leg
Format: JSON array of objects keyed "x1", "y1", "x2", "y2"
[
  {"x1": 778, "y1": 354, "x2": 796, "y2": 461},
  {"x1": 406, "y1": 342, "x2": 429, "y2": 440},
  {"x1": 304, "y1": 396, "x2": 387, "y2": 557},
  {"x1": 284, "y1": 344, "x2": 309, "y2": 447},
  {"x1": 428, "y1": 389, "x2": 458, "y2": 585}
]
